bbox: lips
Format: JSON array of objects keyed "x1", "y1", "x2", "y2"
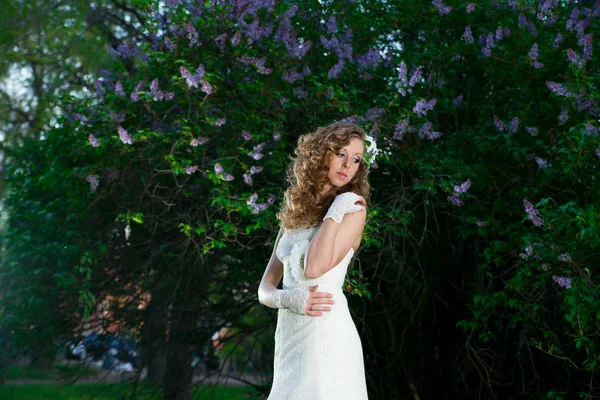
[{"x1": 337, "y1": 172, "x2": 347, "y2": 178}]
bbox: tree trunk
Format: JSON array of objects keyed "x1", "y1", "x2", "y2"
[
  {"x1": 141, "y1": 292, "x2": 168, "y2": 385},
  {"x1": 163, "y1": 308, "x2": 195, "y2": 400}
]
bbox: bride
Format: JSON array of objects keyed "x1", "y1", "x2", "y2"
[{"x1": 258, "y1": 122, "x2": 371, "y2": 399}]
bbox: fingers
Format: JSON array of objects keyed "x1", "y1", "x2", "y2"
[{"x1": 308, "y1": 284, "x2": 318, "y2": 292}]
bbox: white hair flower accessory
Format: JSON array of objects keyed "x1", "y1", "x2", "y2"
[{"x1": 364, "y1": 133, "x2": 381, "y2": 168}]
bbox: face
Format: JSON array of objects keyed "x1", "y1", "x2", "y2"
[{"x1": 326, "y1": 136, "x2": 365, "y2": 189}]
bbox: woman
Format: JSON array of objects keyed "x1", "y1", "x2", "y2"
[{"x1": 258, "y1": 122, "x2": 370, "y2": 399}]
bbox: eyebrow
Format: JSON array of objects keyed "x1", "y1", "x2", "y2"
[{"x1": 340, "y1": 148, "x2": 363, "y2": 156}]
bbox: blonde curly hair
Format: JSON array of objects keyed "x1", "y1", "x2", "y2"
[{"x1": 277, "y1": 122, "x2": 371, "y2": 230}]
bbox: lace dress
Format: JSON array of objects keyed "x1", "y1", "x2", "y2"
[{"x1": 268, "y1": 225, "x2": 368, "y2": 400}]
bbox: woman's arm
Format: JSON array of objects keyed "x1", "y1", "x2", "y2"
[
  {"x1": 304, "y1": 209, "x2": 366, "y2": 279},
  {"x1": 257, "y1": 226, "x2": 285, "y2": 308}
]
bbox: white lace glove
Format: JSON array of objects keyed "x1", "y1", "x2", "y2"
[
  {"x1": 323, "y1": 192, "x2": 365, "y2": 224},
  {"x1": 273, "y1": 287, "x2": 309, "y2": 315}
]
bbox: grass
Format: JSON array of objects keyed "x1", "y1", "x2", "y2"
[
  {"x1": 5, "y1": 364, "x2": 98, "y2": 382},
  {"x1": 0, "y1": 383, "x2": 260, "y2": 400}
]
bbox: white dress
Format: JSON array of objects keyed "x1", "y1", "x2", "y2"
[{"x1": 268, "y1": 225, "x2": 369, "y2": 400}]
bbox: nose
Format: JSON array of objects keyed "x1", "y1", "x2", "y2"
[{"x1": 342, "y1": 157, "x2": 350, "y2": 169}]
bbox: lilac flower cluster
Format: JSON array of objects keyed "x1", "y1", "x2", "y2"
[
  {"x1": 528, "y1": 43, "x2": 544, "y2": 68},
  {"x1": 357, "y1": 48, "x2": 381, "y2": 71},
  {"x1": 462, "y1": 26, "x2": 474, "y2": 44},
  {"x1": 214, "y1": 163, "x2": 234, "y2": 181},
  {"x1": 552, "y1": 275, "x2": 571, "y2": 289},
  {"x1": 114, "y1": 81, "x2": 126, "y2": 97},
  {"x1": 545, "y1": 81, "x2": 572, "y2": 97},
  {"x1": 293, "y1": 86, "x2": 307, "y2": 98},
  {"x1": 558, "y1": 108, "x2": 569, "y2": 125},
  {"x1": 466, "y1": 3, "x2": 475, "y2": 13},
  {"x1": 396, "y1": 61, "x2": 423, "y2": 96},
  {"x1": 418, "y1": 122, "x2": 442, "y2": 140},
  {"x1": 275, "y1": 6, "x2": 312, "y2": 59},
  {"x1": 248, "y1": 142, "x2": 267, "y2": 160},
  {"x1": 413, "y1": 98, "x2": 436, "y2": 118},
  {"x1": 190, "y1": 137, "x2": 208, "y2": 147},
  {"x1": 476, "y1": 220, "x2": 487, "y2": 228},
  {"x1": 214, "y1": 118, "x2": 226, "y2": 127},
  {"x1": 365, "y1": 107, "x2": 385, "y2": 121},
  {"x1": 320, "y1": 28, "x2": 353, "y2": 78},
  {"x1": 526, "y1": 127, "x2": 539, "y2": 136},
  {"x1": 149, "y1": 79, "x2": 175, "y2": 101},
  {"x1": 586, "y1": 122, "x2": 598, "y2": 136},
  {"x1": 130, "y1": 81, "x2": 145, "y2": 102},
  {"x1": 86, "y1": 175, "x2": 99, "y2": 192},
  {"x1": 242, "y1": 165, "x2": 264, "y2": 186},
  {"x1": 432, "y1": 0, "x2": 452, "y2": 15},
  {"x1": 453, "y1": 94, "x2": 464, "y2": 107},
  {"x1": 393, "y1": 120, "x2": 409, "y2": 141},
  {"x1": 118, "y1": 126, "x2": 133, "y2": 145},
  {"x1": 575, "y1": 93, "x2": 599, "y2": 117},
  {"x1": 239, "y1": 56, "x2": 272, "y2": 75},
  {"x1": 326, "y1": 15, "x2": 337, "y2": 34},
  {"x1": 493, "y1": 115, "x2": 506, "y2": 132},
  {"x1": 185, "y1": 165, "x2": 198, "y2": 175},
  {"x1": 180, "y1": 64, "x2": 205, "y2": 88},
  {"x1": 282, "y1": 66, "x2": 310, "y2": 83},
  {"x1": 247, "y1": 193, "x2": 276, "y2": 215},
  {"x1": 552, "y1": 33, "x2": 563, "y2": 49},
  {"x1": 536, "y1": 0, "x2": 557, "y2": 21},
  {"x1": 508, "y1": 117, "x2": 519, "y2": 134},
  {"x1": 567, "y1": 34, "x2": 593, "y2": 69},
  {"x1": 558, "y1": 253, "x2": 572, "y2": 263},
  {"x1": 107, "y1": 43, "x2": 142, "y2": 60},
  {"x1": 72, "y1": 113, "x2": 91, "y2": 125},
  {"x1": 535, "y1": 157, "x2": 550, "y2": 169},
  {"x1": 523, "y1": 199, "x2": 544, "y2": 227},
  {"x1": 88, "y1": 134, "x2": 100, "y2": 147},
  {"x1": 447, "y1": 179, "x2": 471, "y2": 207},
  {"x1": 596, "y1": 148, "x2": 600, "y2": 158},
  {"x1": 518, "y1": 13, "x2": 538, "y2": 37}
]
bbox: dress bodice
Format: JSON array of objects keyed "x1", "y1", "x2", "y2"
[{"x1": 275, "y1": 226, "x2": 355, "y2": 289}]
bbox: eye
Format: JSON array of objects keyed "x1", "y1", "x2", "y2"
[
  {"x1": 337, "y1": 152, "x2": 345, "y2": 158},
  {"x1": 353, "y1": 157, "x2": 361, "y2": 164}
]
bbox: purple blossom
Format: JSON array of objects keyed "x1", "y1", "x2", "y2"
[
  {"x1": 290, "y1": 87, "x2": 305, "y2": 101},
  {"x1": 243, "y1": 173, "x2": 253, "y2": 185},
  {"x1": 535, "y1": 157, "x2": 550, "y2": 169},
  {"x1": 481, "y1": 47, "x2": 491, "y2": 57},
  {"x1": 326, "y1": 15, "x2": 337, "y2": 34},
  {"x1": 508, "y1": 117, "x2": 519, "y2": 134},
  {"x1": 282, "y1": 67, "x2": 304, "y2": 83},
  {"x1": 546, "y1": 81, "x2": 571, "y2": 97},
  {"x1": 552, "y1": 275, "x2": 571, "y2": 289},
  {"x1": 180, "y1": 66, "x2": 199, "y2": 88},
  {"x1": 529, "y1": 43, "x2": 539, "y2": 60},
  {"x1": 231, "y1": 31, "x2": 242, "y2": 46},
  {"x1": 214, "y1": 163, "x2": 224, "y2": 174},
  {"x1": 114, "y1": 81, "x2": 125, "y2": 97},
  {"x1": 454, "y1": 179, "x2": 471, "y2": 194},
  {"x1": 526, "y1": 127, "x2": 538, "y2": 136},
  {"x1": 447, "y1": 193, "x2": 464, "y2": 207},
  {"x1": 493, "y1": 115, "x2": 505, "y2": 132},
  {"x1": 94, "y1": 80, "x2": 106, "y2": 96},
  {"x1": 574, "y1": 18, "x2": 591, "y2": 38},
  {"x1": 200, "y1": 80, "x2": 212, "y2": 95},
  {"x1": 150, "y1": 78, "x2": 164, "y2": 101},
  {"x1": 413, "y1": 98, "x2": 436, "y2": 118},
  {"x1": 393, "y1": 120, "x2": 409, "y2": 141},
  {"x1": 476, "y1": 220, "x2": 488, "y2": 228},
  {"x1": 558, "y1": 108, "x2": 569, "y2": 125},
  {"x1": 365, "y1": 107, "x2": 385, "y2": 121},
  {"x1": 164, "y1": 36, "x2": 176, "y2": 51},
  {"x1": 248, "y1": 151, "x2": 264, "y2": 160},
  {"x1": 185, "y1": 165, "x2": 198, "y2": 175},
  {"x1": 184, "y1": 22, "x2": 199, "y2": 46},
  {"x1": 357, "y1": 48, "x2": 381, "y2": 70},
  {"x1": 596, "y1": 148, "x2": 600, "y2": 158},
  {"x1": 531, "y1": 61, "x2": 545, "y2": 69},
  {"x1": 130, "y1": 92, "x2": 140, "y2": 102},
  {"x1": 485, "y1": 33, "x2": 495, "y2": 49},
  {"x1": 418, "y1": 122, "x2": 432, "y2": 139},
  {"x1": 466, "y1": 3, "x2": 475, "y2": 13},
  {"x1": 524, "y1": 199, "x2": 544, "y2": 227},
  {"x1": 463, "y1": 26, "x2": 474, "y2": 44},
  {"x1": 328, "y1": 60, "x2": 345, "y2": 79},
  {"x1": 241, "y1": 131, "x2": 252, "y2": 141},
  {"x1": 558, "y1": 253, "x2": 572, "y2": 262},
  {"x1": 250, "y1": 166, "x2": 263, "y2": 174},
  {"x1": 567, "y1": 49, "x2": 583, "y2": 68},
  {"x1": 579, "y1": 34, "x2": 592, "y2": 61},
  {"x1": 495, "y1": 27, "x2": 503, "y2": 41},
  {"x1": 190, "y1": 138, "x2": 199, "y2": 147},
  {"x1": 453, "y1": 94, "x2": 464, "y2": 107},
  {"x1": 408, "y1": 67, "x2": 423, "y2": 87},
  {"x1": 586, "y1": 122, "x2": 598, "y2": 136},
  {"x1": 214, "y1": 118, "x2": 226, "y2": 127},
  {"x1": 503, "y1": 27, "x2": 511, "y2": 38},
  {"x1": 118, "y1": 126, "x2": 133, "y2": 145},
  {"x1": 552, "y1": 33, "x2": 563, "y2": 49},
  {"x1": 273, "y1": 131, "x2": 281, "y2": 141},
  {"x1": 86, "y1": 175, "x2": 100, "y2": 192},
  {"x1": 223, "y1": 173, "x2": 234, "y2": 182},
  {"x1": 88, "y1": 134, "x2": 100, "y2": 147},
  {"x1": 518, "y1": 13, "x2": 528, "y2": 28},
  {"x1": 432, "y1": 0, "x2": 452, "y2": 15}
]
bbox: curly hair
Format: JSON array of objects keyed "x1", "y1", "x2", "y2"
[{"x1": 277, "y1": 122, "x2": 371, "y2": 230}]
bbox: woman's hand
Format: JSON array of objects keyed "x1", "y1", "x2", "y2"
[
  {"x1": 323, "y1": 192, "x2": 366, "y2": 224},
  {"x1": 305, "y1": 284, "x2": 335, "y2": 317}
]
